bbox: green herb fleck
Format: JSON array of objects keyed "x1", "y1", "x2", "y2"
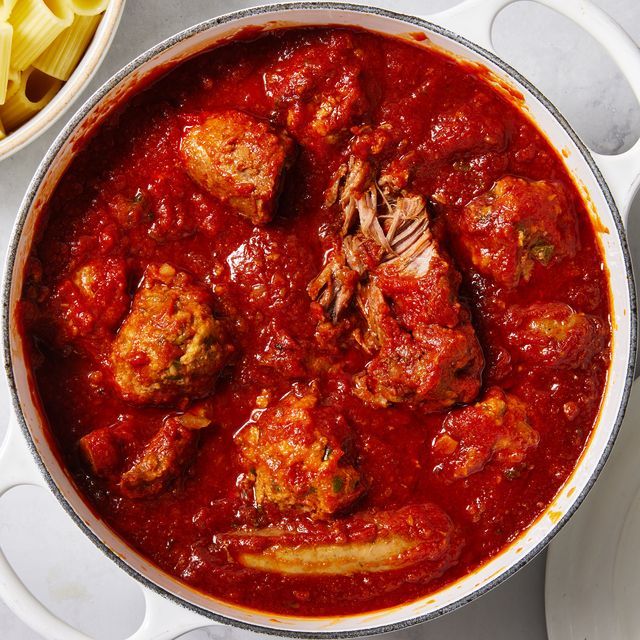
[
  {"x1": 530, "y1": 242, "x2": 555, "y2": 265},
  {"x1": 164, "y1": 360, "x2": 183, "y2": 381},
  {"x1": 332, "y1": 475, "x2": 345, "y2": 493}
]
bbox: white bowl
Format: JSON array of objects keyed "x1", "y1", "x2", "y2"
[{"x1": 0, "y1": 0, "x2": 126, "y2": 161}]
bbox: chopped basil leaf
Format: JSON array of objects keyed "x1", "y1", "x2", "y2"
[{"x1": 332, "y1": 475, "x2": 345, "y2": 493}]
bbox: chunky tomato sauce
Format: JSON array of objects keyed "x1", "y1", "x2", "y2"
[{"x1": 19, "y1": 27, "x2": 611, "y2": 616}]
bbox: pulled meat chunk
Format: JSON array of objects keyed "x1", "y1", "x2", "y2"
[
  {"x1": 432, "y1": 387, "x2": 539, "y2": 482},
  {"x1": 213, "y1": 503, "x2": 461, "y2": 576},
  {"x1": 111, "y1": 263, "x2": 231, "y2": 405},
  {"x1": 459, "y1": 177, "x2": 578, "y2": 287},
  {"x1": 119, "y1": 412, "x2": 210, "y2": 498},
  {"x1": 356, "y1": 277, "x2": 483, "y2": 410},
  {"x1": 504, "y1": 302, "x2": 607, "y2": 368},
  {"x1": 180, "y1": 110, "x2": 295, "y2": 225},
  {"x1": 311, "y1": 145, "x2": 483, "y2": 410},
  {"x1": 79, "y1": 411, "x2": 211, "y2": 498},
  {"x1": 235, "y1": 383, "x2": 364, "y2": 519}
]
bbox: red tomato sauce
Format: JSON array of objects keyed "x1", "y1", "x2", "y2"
[{"x1": 19, "y1": 27, "x2": 611, "y2": 616}]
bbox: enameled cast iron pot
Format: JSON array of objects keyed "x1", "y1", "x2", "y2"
[{"x1": 2, "y1": 1, "x2": 640, "y2": 638}]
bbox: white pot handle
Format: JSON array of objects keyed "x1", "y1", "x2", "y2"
[
  {"x1": 426, "y1": 0, "x2": 640, "y2": 222},
  {"x1": 0, "y1": 416, "x2": 212, "y2": 640}
]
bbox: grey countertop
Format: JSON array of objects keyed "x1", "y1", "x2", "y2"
[{"x1": 1, "y1": 1, "x2": 638, "y2": 638}]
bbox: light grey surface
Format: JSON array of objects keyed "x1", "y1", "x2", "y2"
[{"x1": 0, "y1": 0, "x2": 638, "y2": 638}]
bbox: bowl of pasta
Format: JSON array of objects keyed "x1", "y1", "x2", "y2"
[{"x1": 0, "y1": 0, "x2": 125, "y2": 161}]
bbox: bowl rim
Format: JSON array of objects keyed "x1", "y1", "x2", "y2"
[
  {"x1": 0, "y1": 0, "x2": 126, "y2": 161},
  {"x1": 2, "y1": 2, "x2": 637, "y2": 637}
]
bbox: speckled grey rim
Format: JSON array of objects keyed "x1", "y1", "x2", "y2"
[{"x1": 2, "y1": 2, "x2": 637, "y2": 638}]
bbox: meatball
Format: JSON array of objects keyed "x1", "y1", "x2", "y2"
[
  {"x1": 213, "y1": 503, "x2": 461, "y2": 576},
  {"x1": 263, "y1": 32, "x2": 370, "y2": 144},
  {"x1": 432, "y1": 387, "x2": 539, "y2": 482},
  {"x1": 429, "y1": 91, "x2": 509, "y2": 159},
  {"x1": 235, "y1": 383, "x2": 364, "y2": 519},
  {"x1": 111, "y1": 263, "x2": 232, "y2": 405},
  {"x1": 459, "y1": 177, "x2": 578, "y2": 287},
  {"x1": 504, "y1": 302, "x2": 607, "y2": 368},
  {"x1": 280, "y1": 65, "x2": 367, "y2": 143},
  {"x1": 49, "y1": 256, "x2": 129, "y2": 343},
  {"x1": 180, "y1": 110, "x2": 295, "y2": 225}
]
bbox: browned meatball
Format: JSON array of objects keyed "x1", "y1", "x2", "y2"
[
  {"x1": 263, "y1": 32, "x2": 370, "y2": 144},
  {"x1": 235, "y1": 383, "x2": 364, "y2": 520},
  {"x1": 355, "y1": 280, "x2": 483, "y2": 411},
  {"x1": 459, "y1": 177, "x2": 578, "y2": 287},
  {"x1": 429, "y1": 91, "x2": 510, "y2": 159},
  {"x1": 111, "y1": 263, "x2": 232, "y2": 405},
  {"x1": 432, "y1": 387, "x2": 539, "y2": 482},
  {"x1": 48, "y1": 256, "x2": 129, "y2": 344},
  {"x1": 504, "y1": 302, "x2": 607, "y2": 368},
  {"x1": 180, "y1": 110, "x2": 295, "y2": 225}
]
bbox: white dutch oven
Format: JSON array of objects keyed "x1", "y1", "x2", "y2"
[{"x1": 1, "y1": 1, "x2": 640, "y2": 638}]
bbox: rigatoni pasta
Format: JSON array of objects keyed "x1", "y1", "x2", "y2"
[
  {"x1": 0, "y1": 0, "x2": 108, "y2": 137},
  {"x1": 65, "y1": 0, "x2": 108, "y2": 16},
  {"x1": 5, "y1": 67, "x2": 20, "y2": 100},
  {"x1": 0, "y1": 65, "x2": 61, "y2": 129},
  {"x1": 0, "y1": 0, "x2": 17, "y2": 21},
  {"x1": 9, "y1": 0, "x2": 74, "y2": 71},
  {"x1": 34, "y1": 13, "x2": 101, "y2": 80},
  {"x1": 0, "y1": 21, "x2": 11, "y2": 103}
]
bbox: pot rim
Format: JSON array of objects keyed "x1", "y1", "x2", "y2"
[{"x1": 2, "y1": 2, "x2": 637, "y2": 637}]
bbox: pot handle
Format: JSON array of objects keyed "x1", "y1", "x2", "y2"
[
  {"x1": 426, "y1": 0, "x2": 640, "y2": 223},
  {"x1": 0, "y1": 416, "x2": 212, "y2": 640}
]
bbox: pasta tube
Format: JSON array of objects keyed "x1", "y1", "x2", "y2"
[
  {"x1": 8, "y1": 0, "x2": 73, "y2": 71},
  {"x1": 65, "y1": 0, "x2": 108, "y2": 16},
  {"x1": 0, "y1": 116, "x2": 5, "y2": 139},
  {"x1": 5, "y1": 67, "x2": 19, "y2": 100},
  {"x1": 0, "y1": 66, "x2": 60, "y2": 130},
  {"x1": 0, "y1": 22, "x2": 11, "y2": 104},
  {"x1": 34, "y1": 13, "x2": 101, "y2": 80},
  {"x1": 0, "y1": 0, "x2": 16, "y2": 21}
]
